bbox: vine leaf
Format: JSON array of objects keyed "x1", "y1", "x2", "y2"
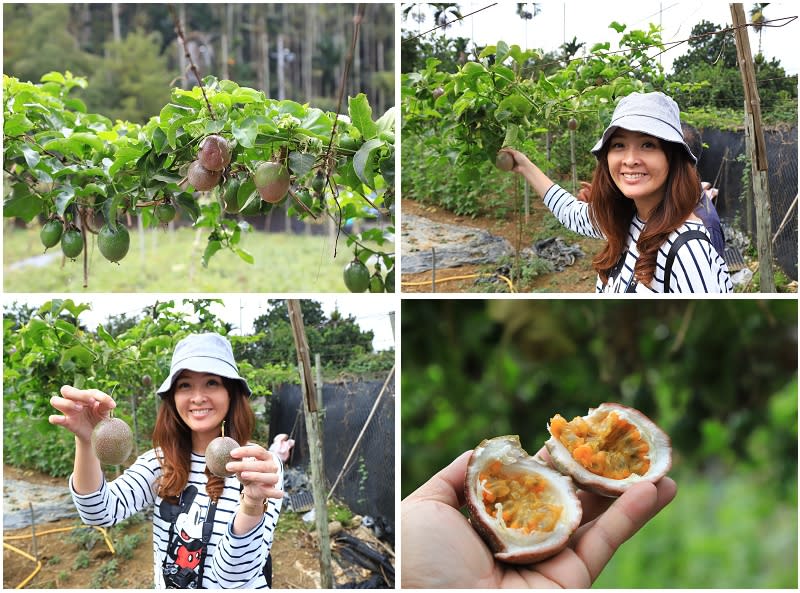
[
  {"x1": 348, "y1": 94, "x2": 378, "y2": 140},
  {"x1": 353, "y1": 138, "x2": 383, "y2": 189}
]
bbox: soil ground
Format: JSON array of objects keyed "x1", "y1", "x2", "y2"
[
  {"x1": 3, "y1": 465, "x2": 390, "y2": 589},
  {"x1": 400, "y1": 197, "x2": 598, "y2": 293}
]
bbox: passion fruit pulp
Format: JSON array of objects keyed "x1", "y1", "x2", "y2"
[
  {"x1": 546, "y1": 403, "x2": 671, "y2": 496},
  {"x1": 465, "y1": 435, "x2": 582, "y2": 564}
]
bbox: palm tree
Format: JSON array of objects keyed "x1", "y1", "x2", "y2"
[
  {"x1": 401, "y1": 3, "x2": 462, "y2": 30},
  {"x1": 749, "y1": 3, "x2": 770, "y2": 55}
]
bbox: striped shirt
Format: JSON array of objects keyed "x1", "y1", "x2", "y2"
[
  {"x1": 543, "y1": 184, "x2": 733, "y2": 293},
  {"x1": 70, "y1": 448, "x2": 283, "y2": 589}
]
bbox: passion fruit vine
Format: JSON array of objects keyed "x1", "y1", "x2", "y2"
[{"x1": 465, "y1": 435, "x2": 582, "y2": 564}]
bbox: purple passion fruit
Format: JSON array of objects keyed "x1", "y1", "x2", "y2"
[
  {"x1": 465, "y1": 435, "x2": 582, "y2": 564},
  {"x1": 197, "y1": 134, "x2": 231, "y2": 172},
  {"x1": 92, "y1": 417, "x2": 134, "y2": 466},
  {"x1": 495, "y1": 151, "x2": 515, "y2": 172},
  {"x1": 187, "y1": 160, "x2": 222, "y2": 191},
  {"x1": 546, "y1": 403, "x2": 672, "y2": 497},
  {"x1": 206, "y1": 435, "x2": 240, "y2": 478}
]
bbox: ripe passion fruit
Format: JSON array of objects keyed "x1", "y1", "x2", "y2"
[
  {"x1": 495, "y1": 150, "x2": 515, "y2": 172},
  {"x1": 187, "y1": 160, "x2": 222, "y2": 191},
  {"x1": 545, "y1": 403, "x2": 671, "y2": 497},
  {"x1": 465, "y1": 435, "x2": 582, "y2": 564},
  {"x1": 197, "y1": 134, "x2": 231, "y2": 172}
]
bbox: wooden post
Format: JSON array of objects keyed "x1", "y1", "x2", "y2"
[
  {"x1": 286, "y1": 300, "x2": 333, "y2": 589},
  {"x1": 730, "y1": 4, "x2": 775, "y2": 292}
]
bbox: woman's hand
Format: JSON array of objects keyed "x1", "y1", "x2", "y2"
[
  {"x1": 498, "y1": 147, "x2": 533, "y2": 174},
  {"x1": 227, "y1": 444, "x2": 284, "y2": 503},
  {"x1": 497, "y1": 148, "x2": 556, "y2": 198},
  {"x1": 401, "y1": 450, "x2": 677, "y2": 588},
  {"x1": 49, "y1": 385, "x2": 117, "y2": 442}
]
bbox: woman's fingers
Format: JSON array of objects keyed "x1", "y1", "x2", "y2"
[
  {"x1": 50, "y1": 395, "x2": 87, "y2": 415},
  {"x1": 59, "y1": 385, "x2": 116, "y2": 409}
]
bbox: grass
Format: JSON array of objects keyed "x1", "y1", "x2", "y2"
[
  {"x1": 593, "y1": 467, "x2": 797, "y2": 588},
  {"x1": 4, "y1": 224, "x2": 353, "y2": 292}
]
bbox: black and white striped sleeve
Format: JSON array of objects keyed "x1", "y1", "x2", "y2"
[
  {"x1": 542, "y1": 184, "x2": 603, "y2": 239},
  {"x1": 70, "y1": 450, "x2": 159, "y2": 526},
  {"x1": 663, "y1": 232, "x2": 733, "y2": 293}
]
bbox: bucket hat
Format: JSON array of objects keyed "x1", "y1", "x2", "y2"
[
  {"x1": 591, "y1": 92, "x2": 697, "y2": 164},
  {"x1": 157, "y1": 333, "x2": 251, "y2": 397}
]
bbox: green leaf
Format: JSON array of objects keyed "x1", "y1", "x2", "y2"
[
  {"x1": 3, "y1": 184, "x2": 43, "y2": 222},
  {"x1": 3, "y1": 113, "x2": 34, "y2": 136},
  {"x1": 231, "y1": 86, "x2": 264, "y2": 104},
  {"x1": 288, "y1": 151, "x2": 316, "y2": 178},
  {"x1": 234, "y1": 247, "x2": 254, "y2": 264},
  {"x1": 232, "y1": 117, "x2": 258, "y2": 148},
  {"x1": 96, "y1": 324, "x2": 116, "y2": 348},
  {"x1": 55, "y1": 186, "x2": 76, "y2": 217},
  {"x1": 202, "y1": 240, "x2": 223, "y2": 267},
  {"x1": 352, "y1": 138, "x2": 384, "y2": 189},
  {"x1": 375, "y1": 107, "x2": 396, "y2": 134},
  {"x1": 109, "y1": 144, "x2": 146, "y2": 176},
  {"x1": 175, "y1": 193, "x2": 201, "y2": 221},
  {"x1": 21, "y1": 145, "x2": 40, "y2": 168},
  {"x1": 348, "y1": 94, "x2": 379, "y2": 140},
  {"x1": 60, "y1": 345, "x2": 94, "y2": 370}
]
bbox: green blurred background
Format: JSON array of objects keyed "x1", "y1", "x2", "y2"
[{"x1": 401, "y1": 299, "x2": 797, "y2": 588}]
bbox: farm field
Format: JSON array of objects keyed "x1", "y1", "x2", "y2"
[{"x1": 4, "y1": 225, "x2": 348, "y2": 292}]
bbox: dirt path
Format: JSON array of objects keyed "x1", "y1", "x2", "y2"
[
  {"x1": 3, "y1": 465, "x2": 392, "y2": 589},
  {"x1": 400, "y1": 198, "x2": 598, "y2": 293}
]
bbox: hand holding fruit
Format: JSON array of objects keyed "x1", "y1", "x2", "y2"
[
  {"x1": 402, "y1": 448, "x2": 676, "y2": 588},
  {"x1": 496, "y1": 147, "x2": 532, "y2": 175},
  {"x1": 49, "y1": 385, "x2": 118, "y2": 443},
  {"x1": 225, "y1": 443, "x2": 284, "y2": 503}
]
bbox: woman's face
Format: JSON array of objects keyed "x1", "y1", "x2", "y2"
[
  {"x1": 173, "y1": 370, "x2": 230, "y2": 443},
  {"x1": 606, "y1": 129, "x2": 669, "y2": 216}
]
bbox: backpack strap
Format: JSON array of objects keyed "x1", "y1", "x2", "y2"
[{"x1": 663, "y1": 230, "x2": 711, "y2": 293}]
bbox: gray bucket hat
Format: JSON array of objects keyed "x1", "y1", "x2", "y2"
[
  {"x1": 591, "y1": 91, "x2": 697, "y2": 164},
  {"x1": 157, "y1": 333, "x2": 251, "y2": 397}
]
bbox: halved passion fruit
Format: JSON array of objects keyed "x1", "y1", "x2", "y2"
[
  {"x1": 545, "y1": 403, "x2": 671, "y2": 497},
  {"x1": 465, "y1": 435, "x2": 582, "y2": 564}
]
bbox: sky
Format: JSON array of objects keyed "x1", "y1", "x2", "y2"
[
  {"x1": 3, "y1": 294, "x2": 397, "y2": 352},
  {"x1": 402, "y1": 1, "x2": 799, "y2": 76}
]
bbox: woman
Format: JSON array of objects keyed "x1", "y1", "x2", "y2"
[
  {"x1": 49, "y1": 332, "x2": 283, "y2": 589},
  {"x1": 502, "y1": 91, "x2": 732, "y2": 293}
]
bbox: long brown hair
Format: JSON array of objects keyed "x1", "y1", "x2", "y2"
[
  {"x1": 588, "y1": 141, "x2": 700, "y2": 286},
  {"x1": 153, "y1": 377, "x2": 255, "y2": 502}
]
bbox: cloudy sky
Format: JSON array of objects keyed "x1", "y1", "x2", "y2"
[
  {"x1": 3, "y1": 294, "x2": 397, "y2": 352},
  {"x1": 403, "y1": 1, "x2": 798, "y2": 76}
]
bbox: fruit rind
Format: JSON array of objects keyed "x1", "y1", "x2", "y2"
[
  {"x1": 545, "y1": 403, "x2": 672, "y2": 497},
  {"x1": 465, "y1": 435, "x2": 582, "y2": 564},
  {"x1": 92, "y1": 418, "x2": 134, "y2": 466},
  {"x1": 206, "y1": 435, "x2": 240, "y2": 478}
]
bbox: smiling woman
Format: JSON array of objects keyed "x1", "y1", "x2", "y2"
[
  {"x1": 498, "y1": 91, "x2": 733, "y2": 294},
  {"x1": 49, "y1": 332, "x2": 283, "y2": 589}
]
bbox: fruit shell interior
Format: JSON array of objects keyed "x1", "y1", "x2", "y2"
[
  {"x1": 465, "y1": 435, "x2": 583, "y2": 564},
  {"x1": 545, "y1": 402, "x2": 672, "y2": 497}
]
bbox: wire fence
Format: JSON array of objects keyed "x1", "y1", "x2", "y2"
[
  {"x1": 695, "y1": 124, "x2": 798, "y2": 281},
  {"x1": 268, "y1": 376, "x2": 395, "y2": 522}
]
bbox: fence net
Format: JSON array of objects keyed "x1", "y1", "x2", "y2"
[
  {"x1": 696, "y1": 125, "x2": 797, "y2": 281},
  {"x1": 268, "y1": 376, "x2": 395, "y2": 523}
]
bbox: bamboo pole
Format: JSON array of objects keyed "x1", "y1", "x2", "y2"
[
  {"x1": 287, "y1": 300, "x2": 333, "y2": 589},
  {"x1": 730, "y1": 4, "x2": 775, "y2": 292}
]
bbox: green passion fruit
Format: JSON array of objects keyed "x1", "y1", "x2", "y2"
[
  {"x1": 155, "y1": 202, "x2": 177, "y2": 224},
  {"x1": 384, "y1": 267, "x2": 395, "y2": 293},
  {"x1": 254, "y1": 161, "x2": 290, "y2": 203},
  {"x1": 61, "y1": 229, "x2": 84, "y2": 259},
  {"x1": 98, "y1": 224, "x2": 130, "y2": 263},
  {"x1": 545, "y1": 403, "x2": 672, "y2": 496},
  {"x1": 369, "y1": 272, "x2": 385, "y2": 293},
  {"x1": 465, "y1": 435, "x2": 582, "y2": 564},
  {"x1": 40, "y1": 220, "x2": 64, "y2": 249},
  {"x1": 343, "y1": 259, "x2": 370, "y2": 293}
]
